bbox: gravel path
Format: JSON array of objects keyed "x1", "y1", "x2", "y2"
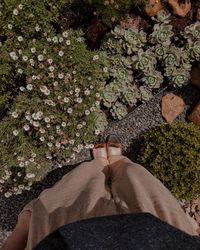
[{"x1": 0, "y1": 85, "x2": 199, "y2": 246}]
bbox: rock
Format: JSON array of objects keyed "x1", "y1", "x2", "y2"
[
  {"x1": 168, "y1": 0, "x2": 191, "y2": 18},
  {"x1": 196, "y1": 8, "x2": 200, "y2": 21},
  {"x1": 161, "y1": 93, "x2": 185, "y2": 123},
  {"x1": 188, "y1": 102, "x2": 200, "y2": 128},
  {"x1": 144, "y1": 0, "x2": 163, "y2": 17},
  {"x1": 191, "y1": 64, "x2": 200, "y2": 89},
  {"x1": 87, "y1": 18, "x2": 107, "y2": 46}
]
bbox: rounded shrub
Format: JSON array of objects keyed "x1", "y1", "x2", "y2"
[{"x1": 138, "y1": 123, "x2": 200, "y2": 200}]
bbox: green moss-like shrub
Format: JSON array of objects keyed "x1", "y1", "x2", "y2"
[{"x1": 138, "y1": 123, "x2": 200, "y2": 200}]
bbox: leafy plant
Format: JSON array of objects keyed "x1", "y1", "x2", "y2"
[{"x1": 138, "y1": 123, "x2": 200, "y2": 200}]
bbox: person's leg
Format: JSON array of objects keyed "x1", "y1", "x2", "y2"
[
  {"x1": 1, "y1": 210, "x2": 31, "y2": 250},
  {"x1": 108, "y1": 155, "x2": 199, "y2": 236}
]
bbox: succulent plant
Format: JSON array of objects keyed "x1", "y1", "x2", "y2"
[
  {"x1": 139, "y1": 86, "x2": 153, "y2": 102},
  {"x1": 171, "y1": 68, "x2": 190, "y2": 87},
  {"x1": 110, "y1": 67, "x2": 133, "y2": 83},
  {"x1": 163, "y1": 46, "x2": 181, "y2": 67},
  {"x1": 142, "y1": 70, "x2": 163, "y2": 89},
  {"x1": 122, "y1": 83, "x2": 140, "y2": 105},
  {"x1": 184, "y1": 22, "x2": 200, "y2": 44},
  {"x1": 150, "y1": 23, "x2": 174, "y2": 46},
  {"x1": 152, "y1": 10, "x2": 171, "y2": 24},
  {"x1": 102, "y1": 37, "x2": 124, "y2": 55},
  {"x1": 110, "y1": 101, "x2": 128, "y2": 120},
  {"x1": 190, "y1": 40, "x2": 200, "y2": 61},
  {"x1": 153, "y1": 44, "x2": 167, "y2": 60},
  {"x1": 94, "y1": 110, "x2": 108, "y2": 132},
  {"x1": 132, "y1": 49, "x2": 157, "y2": 72},
  {"x1": 102, "y1": 84, "x2": 118, "y2": 108}
]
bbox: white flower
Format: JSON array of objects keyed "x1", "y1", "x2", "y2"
[
  {"x1": 95, "y1": 101, "x2": 100, "y2": 106},
  {"x1": 29, "y1": 158, "x2": 34, "y2": 162},
  {"x1": 49, "y1": 66, "x2": 55, "y2": 72},
  {"x1": 95, "y1": 129, "x2": 100, "y2": 135},
  {"x1": 8, "y1": 24, "x2": 13, "y2": 30},
  {"x1": 17, "y1": 36, "x2": 23, "y2": 42},
  {"x1": 85, "y1": 110, "x2": 90, "y2": 115},
  {"x1": 17, "y1": 68, "x2": 23, "y2": 74},
  {"x1": 56, "y1": 125, "x2": 60, "y2": 130},
  {"x1": 18, "y1": 4, "x2": 23, "y2": 9},
  {"x1": 12, "y1": 112, "x2": 18, "y2": 118},
  {"x1": 77, "y1": 124, "x2": 83, "y2": 129},
  {"x1": 20, "y1": 86, "x2": 25, "y2": 91},
  {"x1": 18, "y1": 49, "x2": 22, "y2": 55},
  {"x1": 53, "y1": 81, "x2": 58, "y2": 87},
  {"x1": 44, "y1": 117, "x2": 50, "y2": 123},
  {"x1": 90, "y1": 84, "x2": 94, "y2": 89},
  {"x1": 44, "y1": 89, "x2": 50, "y2": 96},
  {"x1": 5, "y1": 192, "x2": 12, "y2": 198},
  {"x1": 76, "y1": 98, "x2": 82, "y2": 103},
  {"x1": 47, "y1": 37, "x2": 51, "y2": 42},
  {"x1": 23, "y1": 125, "x2": 30, "y2": 131},
  {"x1": 82, "y1": 121, "x2": 86, "y2": 126},
  {"x1": 61, "y1": 122, "x2": 66, "y2": 127},
  {"x1": 59, "y1": 37, "x2": 64, "y2": 43},
  {"x1": 48, "y1": 142, "x2": 53, "y2": 147},
  {"x1": 93, "y1": 55, "x2": 99, "y2": 61},
  {"x1": 10, "y1": 52, "x2": 18, "y2": 60},
  {"x1": 63, "y1": 97, "x2": 69, "y2": 103},
  {"x1": 103, "y1": 67, "x2": 108, "y2": 73},
  {"x1": 67, "y1": 108, "x2": 72, "y2": 114},
  {"x1": 55, "y1": 142, "x2": 61, "y2": 148},
  {"x1": 58, "y1": 73, "x2": 64, "y2": 79},
  {"x1": 13, "y1": 130, "x2": 19, "y2": 136},
  {"x1": 58, "y1": 51, "x2": 64, "y2": 57},
  {"x1": 40, "y1": 137, "x2": 45, "y2": 142},
  {"x1": 77, "y1": 37, "x2": 83, "y2": 42},
  {"x1": 76, "y1": 133, "x2": 80, "y2": 137},
  {"x1": 31, "y1": 47, "x2": 36, "y2": 53},
  {"x1": 46, "y1": 124, "x2": 51, "y2": 128},
  {"x1": 89, "y1": 144, "x2": 94, "y2": 149},
  {"x1": 13, "y1": 9, "x2": 19, "y2": 15},
  {"x1": 26, "y1": 173, "x2": 35, "y2": 179},
  {"x1": 33, "y1": 121, "x2": 40, "y2": 127},
  {"x1": 90, "y1": 107, "x2": 96, "y2": 112},
  {"x1": 40, "y1": 85, "x2": 48, "y2": 93},
  {"x1": 32, "y1": 75, "x2": 37, "y2": 81},
  {"x1": 66, "y1": 40, "x2": 71, "y2": 45},
  {"x1": 69, "y1": 90, "x2": 73, "y2": 95},
  {"x1": 38, "y1": 54, "x2": 44, "y2": 61},
  {"x1": 35, "y1": 25, "x2": 41, "y2": 32},
  {"x1": 84, "y1": 89, "x2": 90, "y2": 95},
  {"x1": 19, "y1": 162, "x2": 24, "y2": 167},
  {"x1": 69, "y1": 139, "x2": 75, "y2": 145},
  {"x1": 52, "y1": 36, "x2": 58, "y2": 43},
  {"x1": 17, "y1": 172, "x2": 22, "y2": 177},
  {"x1": 22, "y1": 56, "x2": 28, "y2": 61},
  {"x1": 39, "y1": 128, "x2": 45, "y2": 134},
  {"x1": 62, "y1": 31, "x2": 68, "y2": 38},
  {"x1": 47, "y1": 58, "x2": 53, "y2": 64},
  {"x1": 75, "y1": 88, "x2": 80, "y2": 93},
  {"x1": 46, "y1": 154, "x2": 52, "y2": 160},
  {"x1": 26, "y1": 84, "x2": 33, "y2": 90}
]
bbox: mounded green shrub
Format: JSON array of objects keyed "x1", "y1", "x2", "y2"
[{"x1": 138, "y1": 123, "x2": 200, "y2": 200}]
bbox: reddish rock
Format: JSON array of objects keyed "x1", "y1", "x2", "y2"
[
  {"x1": 161, "y1": 93, "x2": 186, "y2": 123},
  {"x1": 191, "y1": 64, "x2": 200, "y2": 89},
  {"x1": 188, "y1": 102, "x2": 200, "y2": 128}
]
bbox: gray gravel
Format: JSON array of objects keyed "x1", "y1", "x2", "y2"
[{"x1": 0, "y1": 85, "x2": 199, "y2": 245}]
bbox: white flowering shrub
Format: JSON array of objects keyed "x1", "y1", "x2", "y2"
[{"x1": 0, "y1": 1, "x2": 109, "y2": 196}]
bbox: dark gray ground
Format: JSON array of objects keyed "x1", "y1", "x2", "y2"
[{"x1": 0, "y1": 85, "x2": 199, "y2": 245}]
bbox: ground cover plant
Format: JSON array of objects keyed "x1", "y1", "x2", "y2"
[
  {"x1": 101, "y1": 10, "x2": 200, "y2": 119},
  {"x1": 138, "y1": 123, "x2": 200, "y2": 200}
]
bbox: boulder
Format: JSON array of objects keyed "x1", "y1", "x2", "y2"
[
  {"x1": 188, "y1": 102, "x2": 200, "y2": 128},
  {"x1": 161, "y1": 93, "x2": 185, "y2": 123}
]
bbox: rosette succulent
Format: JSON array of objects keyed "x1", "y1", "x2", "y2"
[
  {"x1": 152, "y1": 10, "x2": 171, "y2": 24},
  {"x1": 163, "y1": 46, "x2": 181, "y2": 67},
  {"x1": 132, "y1": 49, "x2": 157, "y2": 72},
  {"x1": 94, "y1": 110, "x2": 108, "y2": 132},
  {"x1": 110, "y1": 101, "x2": 128, "y2": 120},
  {"x1": 110, "y1": 67, "x2": 133, "y2": 83},
  {"x1": 171, "y1": 68, "x2": 190, "y2": 87},
  {"x1": 150, "y1": 23, "x2": 174, "y2": 46},
  {"x1": 142, "y1": 70, "x2": 163, "y2": 89},
  {"x1": 122, "y1": 83, "x2": 140, "y2": 105},
  {"x1": 139, "y1": 86, "x2": 153, "y2": 102},
  {"x1": 154, "y1": 44, "x2": 167, "y2": 60},
  {"x1": 190, "y1": 41, "x2": 200, "y2": 61},
  {"x1": 184, "y1": 22, "x2": 200, "y2": 44},
  {"x1": 102, "y1": 84, "x2": 118, "y2": 108}
]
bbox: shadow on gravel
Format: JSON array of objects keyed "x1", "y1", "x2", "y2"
[{"x1": 0, "y1": 163, "x2": 81, "y2": 231}]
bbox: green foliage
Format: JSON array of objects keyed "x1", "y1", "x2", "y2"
[
  {"x1": 85, "y1": 0, "x2": 147, "y2": 27},
  {"x1": 101, "y1": 10, "x2": 200, "y2": 119},
  {"x1": 138, "y1": 123, "x2": 200, "y2": 200},
  {"x1": 0, "y1": 2, "x2": 109, "y2": 196}
]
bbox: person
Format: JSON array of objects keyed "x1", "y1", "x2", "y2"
[{"x1": 1, "y1": 135, "x2": 199, "y2": 250}]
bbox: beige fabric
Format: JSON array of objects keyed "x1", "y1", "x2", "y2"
[{"x1": 20, "y1": 156, "x2": 198, "y2": 250}]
